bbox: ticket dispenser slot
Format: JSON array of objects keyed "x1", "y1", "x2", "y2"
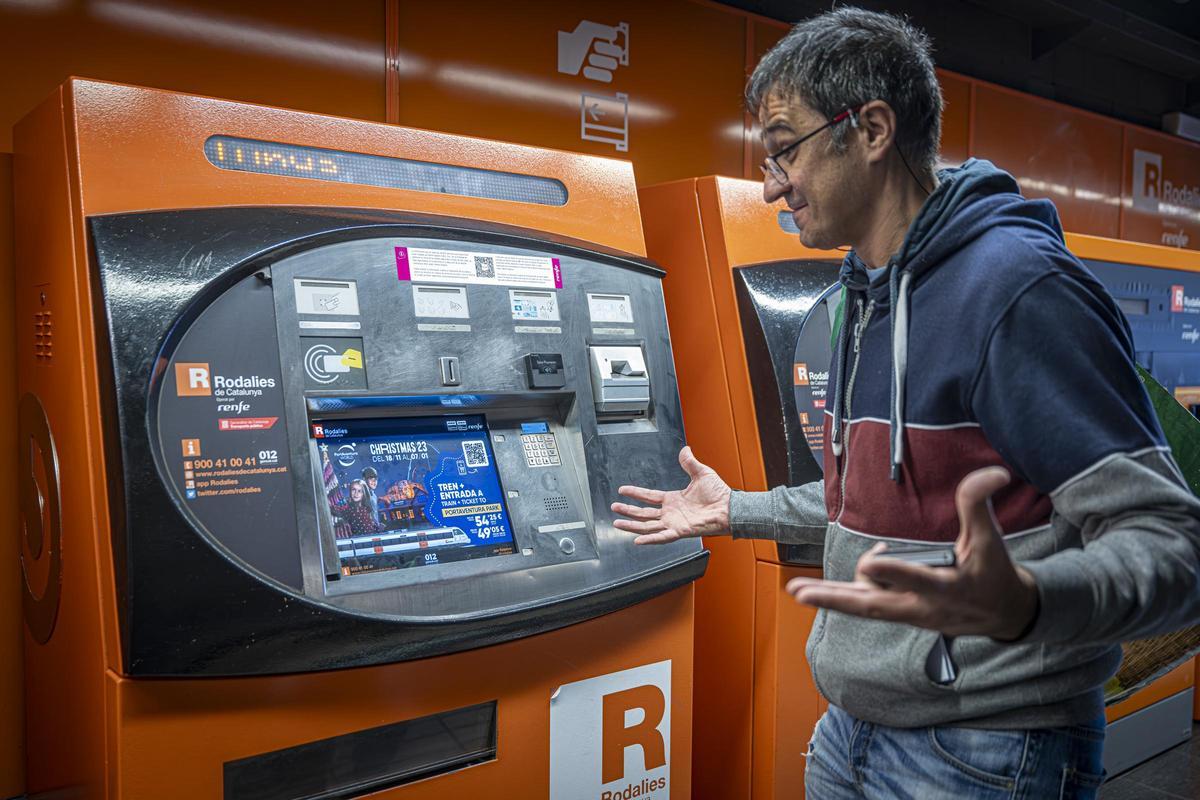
[{"x1": 589, "y1": 345, "x2": 651, "y2": 419}]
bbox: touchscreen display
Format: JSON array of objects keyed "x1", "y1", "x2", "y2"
[{"x1": 311, "y1": 414, "x2": 516, "y2": 576}]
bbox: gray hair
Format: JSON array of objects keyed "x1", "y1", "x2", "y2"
[{"x1": 746, "y1": 7, "x2": 943, "y2": 174}]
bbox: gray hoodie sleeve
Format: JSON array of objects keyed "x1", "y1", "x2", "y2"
[
  {"x1": 1018, "y1": 449, "x2": 1200, "y2": 645},
  {"x1": 727, "y1": 481, "x2": 829, "y2": 545},
  {"x1": 967, "y1": 266, "x2": 1200, "y2": 646}
]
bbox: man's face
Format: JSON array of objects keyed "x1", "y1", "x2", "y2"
[
  {"x1": 367, "y1": 477, "x2": 377, "y2": 491},
  {"x1": 759, "y1": 91, "x2": 867, "y2": 250}
]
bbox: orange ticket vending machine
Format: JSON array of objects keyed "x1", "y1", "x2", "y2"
[
  {"x1": 1064, "y1": 233, "x2": 1200, "y2": 776},
  {"x1": 640, "y1": 176, "x2": 842, "y2": 800},
  {"x1": 14, "y1": 78, "x2": 707, "y2": 799}
]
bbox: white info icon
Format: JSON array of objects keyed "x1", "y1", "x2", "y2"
[{"x1": 558, "y1": 20, "x2": 629, "y2": 83}]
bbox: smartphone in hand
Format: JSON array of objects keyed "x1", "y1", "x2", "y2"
[
  {"x1": 875, "y1": 544, "x2": 959, "y2": 685},
  {"x1": 877, "y1": 544, "x2": 956, "y2": 568}
]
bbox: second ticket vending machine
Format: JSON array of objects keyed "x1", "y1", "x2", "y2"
[{"x1": 641, "y1": 176, "x2": 841, "y2": 799}]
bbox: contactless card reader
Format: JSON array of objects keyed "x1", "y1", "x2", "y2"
[
  {"x1": 589, "y1": 345, "x2": 650, "y2": 418},
  {"x1": 525, "y1": 352, "x2": 566, "y2": 389}
]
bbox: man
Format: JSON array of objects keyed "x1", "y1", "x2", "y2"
[{"x1": 612, "y1": 7, "x2": 1200, "y2": 798}]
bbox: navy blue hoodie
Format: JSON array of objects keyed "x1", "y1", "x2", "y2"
[{"x1": 824, "y1": 158, "x2": 1165, "y2": 539}]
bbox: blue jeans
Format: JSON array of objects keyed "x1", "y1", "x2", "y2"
[{"x1": 805, "y1": 705, "x2": 1106, "y2": 800}]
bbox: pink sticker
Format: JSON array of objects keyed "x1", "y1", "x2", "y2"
[
  {"x1": 395, "y1": 247, "x2": 410, "y2": 281},
  {"x1": 552, "y1": 258, "x2": 563, "y2": 289}
]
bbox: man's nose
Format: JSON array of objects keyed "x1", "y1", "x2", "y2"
[{"x1": 762, "y1": 172, "x2": 788, "y2": 204}]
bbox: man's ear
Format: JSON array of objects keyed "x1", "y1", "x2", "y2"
[{"x1": 857, "y1": 100, "x2": 897, "y2": 165}]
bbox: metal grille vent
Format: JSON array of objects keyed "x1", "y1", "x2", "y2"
[
  {"x1": 33, "y1": 311, "x2": 52, "y2": 361},
  {"x1": 204, "y1": 135, "x2": 569, "y2": 206},
  {"x1": 543, "y1": 495, "x2": 569, "y2": 512}
]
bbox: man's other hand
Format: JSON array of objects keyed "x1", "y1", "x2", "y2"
[
  {"x1": 784, "y1": 467, "x2": 1040, "y2": 640},
  {"x1": 611, "y1": 446, "x2": 732, "y2": 545}
]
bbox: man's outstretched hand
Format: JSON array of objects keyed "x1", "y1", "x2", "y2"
[
  {"x1": 611, "y1": 446, "x2": 732, "y2": 545},
  {"x1": 785, "y1": 467, "x2": 1041, "y2": 640}
]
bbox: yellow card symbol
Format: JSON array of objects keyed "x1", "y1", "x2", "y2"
[{"x1": 340, "y1": 348, "x2": 364, "y2": 369}]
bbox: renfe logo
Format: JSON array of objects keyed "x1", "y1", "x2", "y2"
[
  {"x1": 550, "y1": 660, "x2": 671, "y2": 800},
  {"x1": 1133, "y1": 149, "x2": 1200, "y2": 230},
  {"x1": 175, "y1": 362, "x2": 212, "y2": 396}
]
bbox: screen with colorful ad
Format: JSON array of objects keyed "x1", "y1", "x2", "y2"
[{"x1": 311, "y1": 414, "x2": 516, "y2": 576}]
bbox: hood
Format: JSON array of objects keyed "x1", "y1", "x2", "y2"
[
  {"x1": 830, "y1": 159, "x2": 1057, "y2": 482},
  {"x1": 839, "y1": 158, "x2": 1063, "y2": 302}
]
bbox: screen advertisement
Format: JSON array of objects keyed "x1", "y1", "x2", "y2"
[{"x1": 311, "y1": 414, "x2": 516, "y2": 576}]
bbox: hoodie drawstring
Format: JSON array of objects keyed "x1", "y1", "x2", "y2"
[
  {"x1": 828, "y1": 159, "x2": 1027, "y2": 484},
  {"x1": 830, "y1": 290, "x2": 856, "y2": 459},
  {"x1": 889, "y1": 268, "x2": 913, "y2": 481},
  {"x1": 830, "y1": 258, "x2": 913, "y2": 483}
]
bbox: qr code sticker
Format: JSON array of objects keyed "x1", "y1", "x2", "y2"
[
  {"x1": 474, "y1": 256, "x2": 495, "y2": 278},
  {"x1": 462, "y1": 440, "x2": 489, "y2": 468}
]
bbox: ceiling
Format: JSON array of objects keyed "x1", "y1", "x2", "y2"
[{"x1": 719, "y1": 0, "x2": 1200, "y2": 131}]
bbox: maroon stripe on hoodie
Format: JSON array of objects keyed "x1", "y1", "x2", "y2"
[{"x1": 824, "y1": 418, "x2": 1052, "y2": 542}]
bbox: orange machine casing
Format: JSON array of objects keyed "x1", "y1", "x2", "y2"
[
  {"x1": 641, "y1": 176, "x2": 839, "y2": 800},
  {"x1": 15, "y1": 78, "x2": 694, "y2": 800}
]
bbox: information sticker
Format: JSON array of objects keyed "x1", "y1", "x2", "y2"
[
  {"x1": 587, "y1": 293, "x2": 634, "y2": 324},
  {"x1": 413, "y1": 285, "x2": 470, "y2": 319},
  {"x1": 397, "y1": 247, "x2": 563, "y2": 290},
  {"x1": 294, "y1": 278, "x2": 360, "y2": 316},
  {"x1": 510, "y1": 289, "x2": 561, "y2": 321}
]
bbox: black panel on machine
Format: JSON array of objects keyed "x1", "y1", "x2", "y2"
[
  {"x1": 89, "y1": 207, "x2": 707, "y2": 677},
  {"x1": 733, "y1": 261, "x2": 840, "y2": 565}
]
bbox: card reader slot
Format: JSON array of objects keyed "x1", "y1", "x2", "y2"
[{"x1": 589, "y1": 344, "x2": 651, "y2": 420}]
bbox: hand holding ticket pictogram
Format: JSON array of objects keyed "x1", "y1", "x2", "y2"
[{"x1": 557, "y1": 20, "x2": 629, "y2": 82}]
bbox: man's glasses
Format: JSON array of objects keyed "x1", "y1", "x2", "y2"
[{"x1": 761, "y1": 105, "x2": 863, "y2": 185}]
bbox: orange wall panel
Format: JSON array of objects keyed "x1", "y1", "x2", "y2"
[
  {"x1": 1122, "y1": 126, "x2": 1200, "y2": 251},
  {"x1": 0, "y1": 153, "x2": 22, "y2": 800},
  {"x1": 972, "y1": 83, "x2": 1123, "y2": 238},
  {"x1": 392, "y1": 0, "x2": 746, "y2": 187},
  {"x1": 749, "y1": 21, "x2": 789, "y2": 84},
  {"x1": 939, "y1": 70, "x2": 971, "y2": 166},
  {"x1": 0, "y1": 0, "x2": 387, "y2": 153},
  {"x1": 743, "y1": 19, "x2": 790, "y2": 178}
]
